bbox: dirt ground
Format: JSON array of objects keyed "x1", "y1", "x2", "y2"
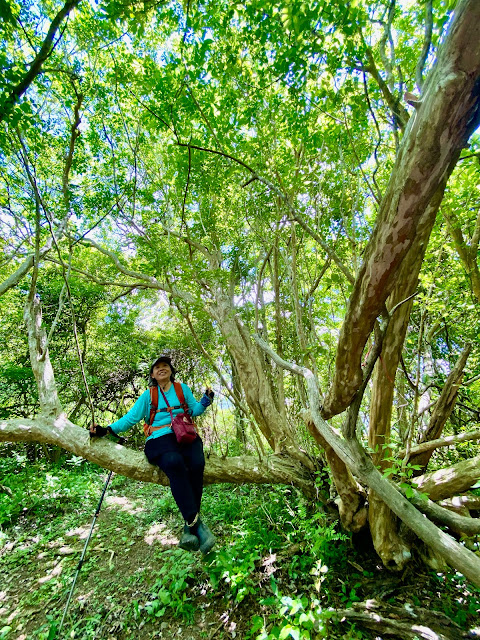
[{"x1": 1, "y1": 476, "x2": 479, "y2": 640}]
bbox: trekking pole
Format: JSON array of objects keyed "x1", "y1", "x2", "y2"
[{"x1": 57, "y1": 469, "x2": 113, "y2": 635}]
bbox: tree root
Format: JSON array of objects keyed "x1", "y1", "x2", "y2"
[{"x1": 332, "y1": 600, "x2": 469, "y2": 639}]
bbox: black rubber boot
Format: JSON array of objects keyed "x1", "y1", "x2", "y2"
[
  {"x1": 178, "y1": 525, "x2": 200, "y2": 552},
  {"x1": 196, "y1": 519, "x2": 215, "y2": 555}
]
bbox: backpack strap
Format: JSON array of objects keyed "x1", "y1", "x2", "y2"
[
  {"x1": 144, "y1": 383, "x2": 190, "y2": 438},
  {"x1": 173, "y1": 382, "x2": 189, "y2": 413},
  {"x1": 148, "y1": 386, "x2": 158, "y2": 426}
]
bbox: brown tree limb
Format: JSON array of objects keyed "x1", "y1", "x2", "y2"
[
  {"x1": 409, "y1": 343, "x2": 471, "y2": 470},
  {"x1": 322, "y1": 0, "x2": 480, "y2": 419},
  {"x1": 440, "y1": 495, "x2": 480, "y2": 512},
  {"x1": 0, "y1": 0, "x2": 82, "y2": 122},
  {"x1": 362, "y1": 47, "x2": 409, "y2": 131},
  {"x1": 398, "y1": 485, "x2": 480, "y2": 535},
  {"x1": 62, "y1": 87, "x2": 83, "y2": 208},
  {"x1": 254, "y1": 334, "x2": 480, "y2": 585},
  {"x1": 303, "y1": 410, "x2": 367, "y2": 533},
  {"x1": 416, "y1": 0, "x2": 434, "y2": 91}
]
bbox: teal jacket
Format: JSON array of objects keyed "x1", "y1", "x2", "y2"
[{"x1": 109, "y1": 383, "x2": 210, "y2": 441}]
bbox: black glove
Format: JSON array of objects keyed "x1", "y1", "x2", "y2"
[
  {"x1": 205, "y1": 388, "x2": 214, "y2": 400},
  {"x1": 89, "y1": 424, "x2": 109, "y2": 438}
]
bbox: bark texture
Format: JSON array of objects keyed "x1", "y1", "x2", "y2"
[
  {"x1": 323, "y1": 0, "x2": 480, "y2": 419},
  {"x1": 0, "y1": 417, "x2": 316, "y2": 495},
  {"x1": 304, "y1": 412, "x2": 367, "y2": 533},
  {"x1": 210, "y1": 292, "x2": 313, "y2": 469},
  {"x1": 254, "y1": 335, "x2": 480, "y2": 587},
  {"x1": 413, "y1": 453, "x2": 480, "y2": 501},
  {"x1": 409, "y1": 344, "x2": 471, "y2": 471},
  {"x1": 23, "y1": 296, "x2": 62, "y2": 418},
  {"x1": 366, "y1": 192, "x2": 445, "y2": 569}
]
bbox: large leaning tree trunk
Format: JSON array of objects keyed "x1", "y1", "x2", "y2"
[
  {"x1": 319, "y1": 0, "x2": 480, "y2": 571},
  {"x1": 322, "y1": 0, "x2": 480, "y2": 420},
  {"x1": 367, "y1": 187, "x2": 451, "y2": 569}
]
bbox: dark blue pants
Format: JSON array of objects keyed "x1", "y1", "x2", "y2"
[{"x1": 144, "y1": 433, "x2": 205, "y2": 523}]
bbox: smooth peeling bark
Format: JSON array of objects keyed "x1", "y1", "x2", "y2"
[
  {"x1": 367, "y1": 194, "x2": 443, "y2": 569},
  {"x1": 368, "y1": 497, "x2": 412, "y2": 570},
  {"x1": 368, "y1": 187, "x2": 445, "y2": 464},
  {"x1": 304, "y1": 412, "x2": 367, "y2": 533},
  {"x1": 322, "y1": 0, "x2": 480, "y2": 419},
  {"x1": 413, "y1": 453, "x2": 480, "y2": 501},
  {"x1": 0, "y1": 416, "x2": 316, "y2": 495},
  {"x1": 211, "y1": 293, "x2": 314, "y2": 468},
  {"x1": 24, "y1": 296, "x2": 62, "y2": 418},
  {"x1": 254, "y1": 335, "x2": 480, "y2": 586}
]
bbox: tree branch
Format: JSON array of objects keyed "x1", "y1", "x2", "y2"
[
  {"x1": 413, "y1": 453, "x2": 480, "y2": 501},
  {"x1": 253, "y1": 333, "x2": 480, "y2": 587},
  {"x1": 0, "y1": 416, "x2": 315, "y2": 496},
  {"x1": 398, "y1": 428, "x2": 480, "y2": 459},
  {"x1": 398, "y1": 484, "x2": 480, "y2": 536},
  {"x1": 0, "y1": 0, "x2": 82, "y2": 122},
  {"x1": 416, "y1": 0, "x2": 433, "y2": 91}
]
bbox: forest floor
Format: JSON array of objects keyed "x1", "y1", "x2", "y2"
[{"x1": 0, "y1": 457, "x2": 479, "y2": 640}]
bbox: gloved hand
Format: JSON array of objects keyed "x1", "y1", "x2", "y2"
[
  {"x1": 200, "y1": 388, "x2": 214, "y2": 407},
  {"x1": 89, "y1": 424, "x2": 109, "y2": 438}
]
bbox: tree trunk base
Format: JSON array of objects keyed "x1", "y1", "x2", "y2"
[{"x1": 369, "y1": 493, "x2": 412, "y2": 570}]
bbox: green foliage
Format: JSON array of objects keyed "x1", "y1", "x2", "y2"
[
  {"x1": 248, "y1": 588, "x2": 333, "y2": 640},
  {"x1": 0, "y1": 454, "x2": 101, "y2": 529},
  {"x1": 144, "y1": 549, "x2": 199, "y2": 622},
  {"x1": 1, "y1": 465, "x2": 479, "y2": 638}
]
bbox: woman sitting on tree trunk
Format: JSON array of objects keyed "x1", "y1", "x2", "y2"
[{"x1": 90, "y1": 356, "x2": 215, "y2": 554}]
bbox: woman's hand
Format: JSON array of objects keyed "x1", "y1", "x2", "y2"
[
  {"x1": 200, "y1": 388, "x2": 214, "y2": 408},
  {"x1": 89, "y1": 424, "x2": 109, "y2": 437}
]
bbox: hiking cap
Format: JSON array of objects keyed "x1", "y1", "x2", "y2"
[{"x1": 149, "y1": 356, "x2": 177, "y2": 383}]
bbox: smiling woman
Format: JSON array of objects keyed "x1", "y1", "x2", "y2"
[{"x1": 90, "y1": 355, "x2": 216, "y2": 554}]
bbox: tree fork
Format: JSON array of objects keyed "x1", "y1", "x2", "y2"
[
  {"x1": 254, "y1": 334, "x2": 480, "y2": 587},
  {"x1": 323, "y1": 0, "x2": 480, "y2": 418}
]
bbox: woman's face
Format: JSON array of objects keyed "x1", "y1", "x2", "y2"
[{"x1": 152, "y1": 362, "x2": 172, "y2": 385}]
